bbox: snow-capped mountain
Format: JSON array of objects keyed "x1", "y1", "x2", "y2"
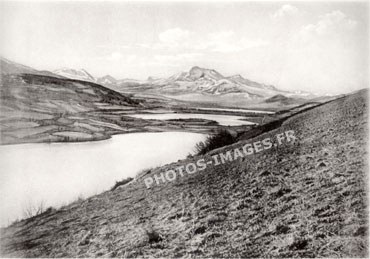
[
  {"x1": 52, "y1": 65, "x2": 315, "y2": 100},
  {"x1": 1, "y1": 57, "x2": 320, "y2": 101},
  {"x1": 144, "y1": 66, "x2": 290, "y2": 98},
  {"x1": 97, "y1": 75, "x2": 117, "y2": 85},
  {"x1": 227, "y1": 74, "x2": 277, "y2": 91},
  {"x1": 53, "y1": 68, "x2": 96, "y2": 82}
]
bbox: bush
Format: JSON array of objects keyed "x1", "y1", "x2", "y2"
[
  {"x1": 195, "y1": 129, "x2": 236, "y2": 155},
  {"x1": 111, "y1": 177, "x2": 134, "y2": 191},
  {"x1": 23, "y1": 201, "x2": 46, "y2": 219},
  {"x1": 134, "y1": 168, "x2": 153, "y2": 180}
]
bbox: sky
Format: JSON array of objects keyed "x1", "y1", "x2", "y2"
[{"x1": 0, "y1": 1, "x2": 368, "y2": 94}]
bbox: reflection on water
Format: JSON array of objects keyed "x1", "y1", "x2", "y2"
[{"x1": 129, "y1": 113, "x2": 257, "y2": 126}]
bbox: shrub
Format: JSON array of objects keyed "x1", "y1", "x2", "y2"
[
  {"x1": 195, "y1": 129, "x2": 236, "y2": 155},
  {"x1": 111, "y1": 177, "x2": 134, "y2": 191},
  {"x1": 145, "y1": 228, "x2": 162, "y2": 243},
  {"x1": 134, "y1": 167, "x2": 153, "y2": 180},
  {"x1": 23, "y1": 201, "x2": 46, "y2": 219}
]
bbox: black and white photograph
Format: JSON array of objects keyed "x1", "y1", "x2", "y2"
[{"x1": 0, "y1": 0, "x2": 368, "y2": 257}]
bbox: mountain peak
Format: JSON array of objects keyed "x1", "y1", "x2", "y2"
[
  {"x1": 97, "y1": 75, "x2": 117, "y2": 85},
  {"x1": 189, "y1": 66, "x2": 218, "y2": 74},
  {"x1": 189, "y1": 66, "x2": 201, "y2": 71},
  {"x1": 230, "y1": 74, "x2": 243, "y2": 79},
  {"x1": 101, "y1": 74, "x2": 116, "y2": 81},
  {"x1": 188, "y1": 66, "x2": 224, "y2": 80},
  {"x1": 53, "y1": 68, "x2": 96, "y2": 82}
]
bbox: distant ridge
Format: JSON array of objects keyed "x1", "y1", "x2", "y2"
[
  {"x1": 0, "y1": 57, "x2": 61, "y2": 78},
  {"x1": 53, "y1": 68, "x2": 96, "y2": 82},
  {"x1": 1, "y1": 57, "x2": 317, "y2": 100},
  {"x1": 126, "y1": 66, "x2": 303, "y2": 99}
]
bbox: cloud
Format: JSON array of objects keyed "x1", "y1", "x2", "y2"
[
  {"x1": 209, "y1": 39, "x2": 269, "y2": 53},
  {"x1": 153, "y1": 53, "x2": 203, "y2": 64},
  {"x1": 271, "y1": 4, "x2": 299, "y2": 20},
  {"x1": 159, "y1": 28, "x2": 191, "y2": 45},
  {"x1": 240, "y1": 39, "x2": 270, "y2": 49},
  {"x1": 130, "y1": 28, "x2": 269, "y2": 54},
  {"x1": 206, "y1": 31, "x2": 269, "y2": 53},
  {"x1": 296, "y1": 10, "x2": 358, "y2": 41},
  {"x1": 208, "y1": 31, "x2": 235, "y2": 41}
]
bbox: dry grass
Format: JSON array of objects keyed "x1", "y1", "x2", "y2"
[{"x1": 0, "y1": 90, "x2": 367, "y2": 258}]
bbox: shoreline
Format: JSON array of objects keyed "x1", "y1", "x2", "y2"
[{"x1": 0, "y1": 90, "x2": 366, "y2": 257}]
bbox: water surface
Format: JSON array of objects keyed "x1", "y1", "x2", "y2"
[
  {"x1": 195, "y1": 107, "x2": 275, "y2": 114},
  {"x1": 129, "y1": 113, "x2": 257, "y2": 126},
  {"x1": 0, "y1": 132, "x2": 205, "y2": 226}
]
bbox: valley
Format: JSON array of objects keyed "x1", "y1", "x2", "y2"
[
  {"x1": 0, "y1": 57, "x2": 340, "y2": 226},
  {"x1": 0, "y1": 86, "x2": 367, "y2": 258},
  {"x1": 0, "y1": 1, "x2": 368, "y2": 258},
  {"x1": 0, "y1": 58, "x2": 334, "y2": 146}
]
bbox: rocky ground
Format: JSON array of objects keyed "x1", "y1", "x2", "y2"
[{"x1": 0, "y1": 89, "x2": 368, "y2": 257}]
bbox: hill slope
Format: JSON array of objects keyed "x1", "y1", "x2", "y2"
[
  {"x1": 0, "y1": 57, "x2": 60, "y2": 78},
  {"x1": 265, "y1": 94, "x2": 299, "y2": 105},
  {"x1": 0, "y1": 72, "x2": 142, "y2": 144},
  {"x1": 0, "y1": 89, "x2": 367, "y2": 257}
]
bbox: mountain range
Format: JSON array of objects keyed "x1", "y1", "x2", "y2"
[
  {"x1": 146, "y1": 66, "x2": 293, "y2": 98},
  {"x1": 1, "y1": 57, "x2": 317, "y2": 102},
  {"x1": 52, "y1": 65, "x2": 314, "y2": 99}
]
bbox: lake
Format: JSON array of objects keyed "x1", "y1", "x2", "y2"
[
  {"x1": 195, "y1": 107, "x2": 275, "y2": 114},
  {"x1": 0, "y1": 132, "x2": 205, "y2": 226},
  {"x1": 129, "y1": 113, "x2": 257, "y2": 126}
]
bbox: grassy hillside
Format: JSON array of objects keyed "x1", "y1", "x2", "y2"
[
  {"x1": 0, "y1": 73, "x2": 145, "y2": 144},
  {"x1": 0, "y1": 89, "x2": 368, "y2": 257},
  {"x1": 0, "y1": 58, "x2": 61, "y2": 78}
]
